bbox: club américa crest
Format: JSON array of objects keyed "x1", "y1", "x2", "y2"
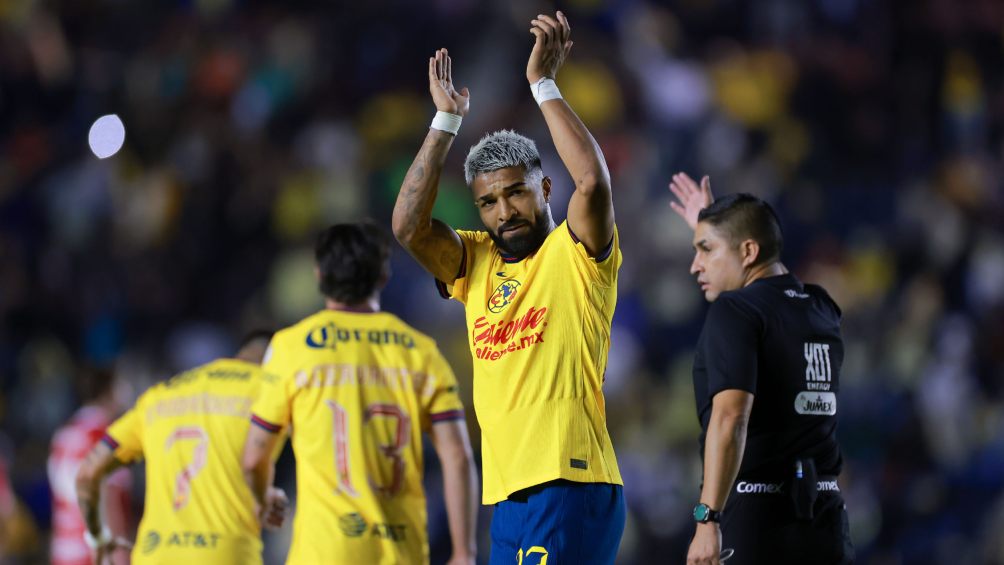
[{"x1": 488, "y1": 279, "x2": 521, "y2": 313}]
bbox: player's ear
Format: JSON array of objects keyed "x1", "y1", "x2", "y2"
[
  {"x1": 740, "y1": 239, "x2": 760, "y2": 268},
  {"x1": 313, "y1": 266, "x2": 321, "y2": 282},
  {"x1": 541, "y1": 176, "x2": 551, "y2": 203}
]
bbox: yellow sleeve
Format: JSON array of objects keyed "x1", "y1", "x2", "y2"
[
  {"x1": 250, "y1": 339, "x2": 295, "y2": 433},
  {"x1": 564, "y1": 222, "x2": 620, "y2": 287},
  {"x1": 104, "y1": 405, "x2": 144, "y2": 464},
  {"x1": 420, "y1": 346, "x2": 465, "y2": 432},
  {"x1": 436, "y1": 230, "x2": 482, "y2": 305},
  {"x1": 248, "y1": 367, "x2": 292, "y2": 456}
]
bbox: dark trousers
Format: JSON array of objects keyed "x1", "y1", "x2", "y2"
[{"x1": 721, "y1": 490, "x2": 854, "y2": 564}]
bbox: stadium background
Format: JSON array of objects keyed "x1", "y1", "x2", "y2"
[{"x1": 1, "y1": 0, "x2": 1002, "y2": 563}]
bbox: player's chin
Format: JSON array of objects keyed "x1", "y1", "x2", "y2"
[
  {"x1": 703, "y1": 288, "x2": 721, "y2": 302},
  {"x1": 501, "y1": 231, "x2": 539, "y2": 255}
]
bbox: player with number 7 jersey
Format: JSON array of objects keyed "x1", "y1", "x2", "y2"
[
  {"x1": 75, "y1": 331, "x2": 288, "y2": 565},
  {"x1": 243, "y1": 223, "x2": 479, "y2": 565}
]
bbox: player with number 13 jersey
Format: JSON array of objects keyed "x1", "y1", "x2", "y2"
[{"x1": 246, "y1": 223, "x2": 476, "y2": 565}]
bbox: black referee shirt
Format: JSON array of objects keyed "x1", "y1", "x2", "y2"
[{"x1": 693, "y1": 273, "x2": 844, "y2": 479}]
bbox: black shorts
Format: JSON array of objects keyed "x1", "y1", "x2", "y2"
[{"x1": 720, "y1": 484, "x2": 854, "y2": 564}]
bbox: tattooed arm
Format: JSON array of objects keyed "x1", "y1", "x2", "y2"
[
  {"x1": 241, "y1": 424, "x2": 289, "y2": 529},
  {"x1": 392, "y1": 48, "x2": 468, "y2": 284},
  {"x1": 75, "y1": 442, "x2": 131, "y2": 562},
  {"x1": 241, "y1": 424, "x2": 279, "y2": 507}
]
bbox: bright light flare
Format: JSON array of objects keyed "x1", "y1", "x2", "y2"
[{"x1": 88, "y1": 114, "x2": 126, "y2": 159}]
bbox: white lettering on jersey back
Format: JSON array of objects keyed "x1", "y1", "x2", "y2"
[
  {"x1": 804, "y1": 342, "x2": 832, "y2": 390},
  {"x1": 794, "y1": 391, "x2": 837, "y2": 415}
]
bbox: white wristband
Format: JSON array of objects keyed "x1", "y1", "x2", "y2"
[
  {"x1": 84, "y1": 526, "x2": 113, "y2": 549},
  {"x1": 530, "y1": 77, "x2": 562, "y2": 105},
  {"x1": 430, "y1": 111, "x2": 462, "y2": 135}
]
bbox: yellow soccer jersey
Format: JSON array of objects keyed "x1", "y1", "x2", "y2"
[
  {"x1": 104, "y1": 358, "x2": 270, "y2": 565},
  {"x1": 251, "y1": 309, "x2": 465, "y2": 565},
  {"x1": 437, "y1": 220, "x2": 623, "y2": 504}
]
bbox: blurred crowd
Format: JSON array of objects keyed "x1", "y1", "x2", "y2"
[{"x1": 1, "y1": 0, "x2": 1002, "y2": 563}]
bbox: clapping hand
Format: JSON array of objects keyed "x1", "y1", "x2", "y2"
[
  {"x1": 527, "y1": 11, "x2": 573, "y2": 84},
  {"x1": 429, "y1": 48, "x2": 470, "y2": 117}
]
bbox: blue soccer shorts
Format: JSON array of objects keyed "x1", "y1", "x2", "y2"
[{"x1": 488, "y1": 480, "x2": 625, "y2": 565}]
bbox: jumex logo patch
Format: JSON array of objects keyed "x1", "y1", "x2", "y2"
[{"x1": 488, "y1": 279, "x2": 521, "y2": 314}]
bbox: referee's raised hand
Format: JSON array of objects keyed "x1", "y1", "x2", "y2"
[{"x1": 669, "y1": 172, "x2": 714, "y2": 230}]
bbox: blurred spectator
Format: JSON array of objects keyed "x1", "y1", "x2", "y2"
[
  {"x1": 0, "y1": 450, "x2": 41, "y2": 561},
  {"x1": 47, "y1": 368, "x2": 133, "y2": 565}
]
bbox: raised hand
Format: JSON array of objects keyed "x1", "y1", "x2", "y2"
[
  {"x1": 527, "y1": 11, "x2": 573, "y2": 83},
  {"x1": 429, "y1": 48, "x2": 470, "y2": 117},
  {"x1": 669, "y1": 172, "x2": 714, "y2": 230}
]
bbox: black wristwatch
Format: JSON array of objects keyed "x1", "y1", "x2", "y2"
[{"x1": 693, "y1": 502, "x2": 721, "y2": 524}]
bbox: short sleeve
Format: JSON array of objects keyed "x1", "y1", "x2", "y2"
[
  {"x1": 250, "y1": 339, "x2": 295, "y2": 433},
  {"x1": 104, "y1": 407, "x2": 144, "y2": 464},
  {"x1": 435, "y1": 230, "x2": 482, "y2": 304},
  {"x1": 419, "y1": 347, "x2": 465, "y2": 432},
  {"x1": 701, "y1": 294, "x2": 762, "y2": 396},
  {"x1": 564, "y1": 222, "x2": 620, "y2": 287}
]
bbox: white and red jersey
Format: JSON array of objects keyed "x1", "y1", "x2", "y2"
[{"x1": 48, "y1": 406, "x2": 132, "y2": 565}]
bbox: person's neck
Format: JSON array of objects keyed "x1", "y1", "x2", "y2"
[
  {"x1": 742, "y1": 261, "x2": 788, "y2": 287},
  {"x1": 325, "y1": 296, "x2": 380, "y2": 313}
]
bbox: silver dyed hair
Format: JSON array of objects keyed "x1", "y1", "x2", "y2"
[{"x1": 463, "y1": 130, "x2": 542, "y2": 186}]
